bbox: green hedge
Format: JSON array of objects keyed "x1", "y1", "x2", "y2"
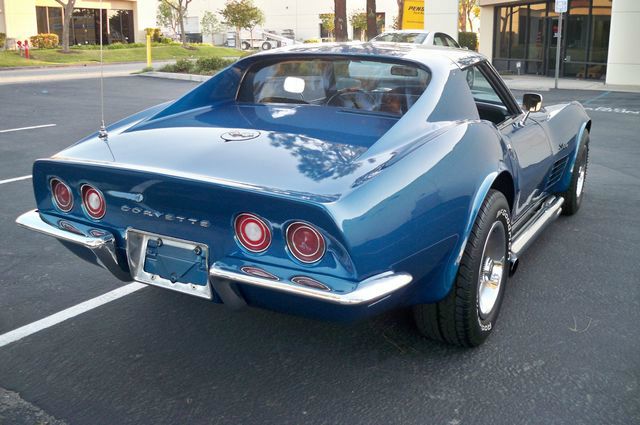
[
  {"x1": 0, "y1": 33, "x2": 6, "y2": 49},
  {"x1": 458, "y1": 32, "x2": 478, "y2": 51},
  {"x1": 30, "y1": 33, "x2": 59, "y2": 49},
  {"x1": 159, "y1": 57, "x2": 236, "y2": 75}
]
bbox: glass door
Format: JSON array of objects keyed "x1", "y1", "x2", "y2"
[{"x1": 545, "y1": 16, "x2": 566, "y2": 77}]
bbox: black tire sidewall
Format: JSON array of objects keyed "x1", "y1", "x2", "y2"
[
  {"x1": 466, "y1": 196, "x2": 511, "y2": 344},
  {"x1": 561, "y1": 131, "x2": 589, "y2": 215},
  {"x1": 573, "y1": 141, "x2": 588, "y2": 208}
]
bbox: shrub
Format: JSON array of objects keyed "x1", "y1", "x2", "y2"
[
  {"x1": 144, "y1": 28, "x2": 163, "y2": 42},
  {"x1": 458, "y1": 31, "x2": 478, "y2": 51},
  {"x1": 0, "y1": 33, "x2": 6, "y2": 49},
  {"x1": 30, "y1": 33, "x2": 59, "y2": 49},
  {"x1": 160, "y1": 58, "x2": 195, "y2": 73},
  {"x1": 194, "y1": 56, "x2": 235, "y2": 74},
  {"x1": 303, "y1": 39, "x2": 321, "y2": 44}
]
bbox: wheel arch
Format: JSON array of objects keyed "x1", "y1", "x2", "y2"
[{"x1": 432, "y1": 168, "x2": 514, "y2": 304}]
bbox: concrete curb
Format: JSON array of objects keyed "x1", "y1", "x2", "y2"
[{"x1": 138, "y1": 71, "x2": 210, "y2": 82}]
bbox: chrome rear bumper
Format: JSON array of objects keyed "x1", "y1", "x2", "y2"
[
  {"x1": 16, "y1": 209, "x2": 131, "y2": 281},
  {"x1": 16, "y1": 209, "x2": 412, "y2": 306},
  {"x1": 210, "y1": 266, "x2": 412, "y2": 306}
]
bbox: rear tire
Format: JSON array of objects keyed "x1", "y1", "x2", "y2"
[
  {"x1": 413, "y1": 190, "x2": 511, "y2": 347},
  {"x1": 560, "y1": 130, "x2": 589, "y2": 215}
]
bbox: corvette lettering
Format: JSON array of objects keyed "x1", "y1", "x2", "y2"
[{"x1": 120, "y1": 205, "x2": 210, "y2": 228}]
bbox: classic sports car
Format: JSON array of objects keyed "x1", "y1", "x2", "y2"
[{"x1": 16, "y1": 43, "x2": 590, "y2": 347}]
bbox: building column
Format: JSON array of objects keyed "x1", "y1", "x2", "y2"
[
  {"x1": 606, "y1": 0, "x2": 640, "y2": 86},
  {"x1": 478, "y1": 5, "x2": 494, "y2": 59},
  {"x1": 423, "y1": 0, "x2": 459, "y2": 41}
]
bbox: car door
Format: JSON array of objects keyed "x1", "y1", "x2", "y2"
[{"x1": 465, "y1": 63, "x2": 555, "y2": 219}]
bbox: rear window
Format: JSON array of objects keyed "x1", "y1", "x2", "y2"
[
  {"x1": 237, "y1": 58, "x2": 430, "y2": 116},
  {"x1": 373, "y1": 32, "x2": 428, "y2": 44}
]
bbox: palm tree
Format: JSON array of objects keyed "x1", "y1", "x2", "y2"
[
  {"x1": 334, "y1": 0, "x2": 348, "y2": 41},
  {"x1": 366, "y1": 0, "x2": 377, "y2": 40}
]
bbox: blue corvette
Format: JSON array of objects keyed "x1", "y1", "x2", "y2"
[{"x1": 16, "y1": 43, "x2": 590, "y2": 346}]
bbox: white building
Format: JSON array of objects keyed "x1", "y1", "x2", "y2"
[
  {"x1": 478, "y1": 0, "x2": 640, "y2": 86},
  {"x1": 183, "y1": 0, "x2": 402, "y2": 43}
]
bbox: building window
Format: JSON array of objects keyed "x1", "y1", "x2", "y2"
[
  {"x1": 35, "y1": 6, "x2": 63, "y2": 39},
  {"x1": 36, "y1": 6, "x2": 48, "y2": 34},
  {"x1": 34, "y1": 6, "x2": 133, "y2": 45},
  {"x1": 108, "y1": 10, "x2": 134, "y2": 43},
  {"x1": 492, "y1": 0, "x2": 611, "y2": 80},
  {"x1": 526, "y1": 3, "x2": 546, "y2": 75}
]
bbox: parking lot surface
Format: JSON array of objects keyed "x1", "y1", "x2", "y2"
[{"x1": 0, "y1": 76, "x2": 638, "y2": 424}]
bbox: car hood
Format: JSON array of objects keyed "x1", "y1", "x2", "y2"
[{"x1": 53, "y1": 104, "x2": 402, "y2": 201}]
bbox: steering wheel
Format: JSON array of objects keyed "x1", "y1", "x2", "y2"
[{"x1": 327, "y1": 89, "x2": 376, "y2": 111}]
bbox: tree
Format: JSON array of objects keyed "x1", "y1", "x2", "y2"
[
  {"x1": 349, "y1": 10, "x2": 367, "y2": 41},
  {"x1": 201, "y1": 11, "x2": 222, "y2": 44},
  {"x1": 156, "y1": 1, "x2": 180, "y2": 39},
  {"x1": 53, "y1": 0, "x2": 76, "y2": 53},
  {"x1": 320, "y1": 13, "x2": 335, "y2": 39},
  {"x1": 220, "y1": 0, "x2": 265, "y2": 49},
  {"x1": 334, "y1": 0, "x2": 348, "y2": 41},
  {"x1": 159, "y1": 0, "x2": 193, "y2": 48},
  {"x1": 395, "y1": 0, "x2": 404, "y2": 30},
  {"x1": 459, "y1": 0, "x2": 479, "y2": 32},
  {"x1": 366, "y1": 0, "x2": 377, "y2": 40}
]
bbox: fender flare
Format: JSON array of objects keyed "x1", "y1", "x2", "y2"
[
  {"x1": 554, "y1": 120, "x2": 591, "y2": 193},
  {"x1": 442, "y1": 170, "x2": 503, "y2": 291}
]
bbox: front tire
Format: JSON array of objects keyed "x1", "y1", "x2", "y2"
[
  {"x1": 560, "y1": 130, "x2": 589, "y2": 215},
  {"x1": 414, "y1": 190, "x2": 511, "y2": 347}
]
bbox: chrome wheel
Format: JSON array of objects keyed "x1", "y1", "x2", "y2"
[
  {"x1": 576, "y1": 164, "x2": 586, "y2": 198},
  {"x1": 477, "y1": 221, "x2": 507, "y2": 319}
]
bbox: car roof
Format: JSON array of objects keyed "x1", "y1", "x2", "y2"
[
  {"x1": 376, "y1": 30, "x2": 431, "y2": 35},
  {"x1": 252, "y1": 42, "x2": 485, "y2": 70}
]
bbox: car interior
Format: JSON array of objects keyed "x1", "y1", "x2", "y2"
[{"x1": 237, "y1": 59, "x2": 431, "y2": 116}]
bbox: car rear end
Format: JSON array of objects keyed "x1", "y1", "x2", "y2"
[{"x1": 18, "y1": 158, "x2": 412, "y2": 321}]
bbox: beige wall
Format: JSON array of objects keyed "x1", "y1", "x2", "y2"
[
  {"x1": 3, "y1": 0, "x2": 38, "y2": 43},
  {"x1": 424, "y1": 0, "x2": 459, "y2": 41},
  {"x1": 606, "y1": 0, "x2": 640, "y2": 86},
  {"x1": 478, "y1": 4, "x2": 494, "y2": 60}
]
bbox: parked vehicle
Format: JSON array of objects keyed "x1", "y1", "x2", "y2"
[
  {"x1": 372, "y1": 30, "x2": 460, "y2": 48},
  {"x1": 17, "y1": 43, "x2": 590, "y2": 347}
]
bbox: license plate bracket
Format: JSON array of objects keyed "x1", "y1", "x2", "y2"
[{"x1": 126, "y1": 229, "x2": 212, "y2": 299}]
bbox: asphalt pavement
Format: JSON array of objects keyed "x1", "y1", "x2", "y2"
[{"x1": 0, "y1": 76, "x2": 638, "y2": 425}]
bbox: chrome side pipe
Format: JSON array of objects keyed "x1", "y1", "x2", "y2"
[{"x1": 509, "y1": 196, "x2": 565, "y2": 275}]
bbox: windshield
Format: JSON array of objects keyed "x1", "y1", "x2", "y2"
[
  {"x1": 372, "y1": 32, "x2": 428, "y2": 44},
  {"x1": 238, "y1": 58, "x2": 430, "y2": 116}
]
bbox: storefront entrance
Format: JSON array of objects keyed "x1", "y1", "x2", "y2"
[{"x1": 492, "y1": 0, "x2": 611, "y2": 80}]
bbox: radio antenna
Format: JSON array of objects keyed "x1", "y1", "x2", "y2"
[{"x1": 97, "y1": 0, "x2": 108, "y2": 140}]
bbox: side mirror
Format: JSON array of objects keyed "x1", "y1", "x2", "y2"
[
  {"x1": 520, "y1": 93, "x2": 543, "y2": 126},
  {"x1": 523, "y1": 93, "x2": 543, "y2": 112}
]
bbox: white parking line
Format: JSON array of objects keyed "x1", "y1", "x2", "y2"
[
  {"x1": 0, "y1": 282, "x2": 146, "y2": 348},
  {"x1": 0, "y1": 124, "x2": 56, "y2": 134},
  {"x1": 0, "y1": 175, "x2": 32, "y2": 185}
]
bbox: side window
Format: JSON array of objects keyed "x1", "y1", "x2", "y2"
[
  {"x1": 464, "y1": 65, "x2": 513, "y2": 125},
  {"x1": 433, "y1": 34, "x2": 447, "y2": 46},
  {"x1": 465, "y1": 66, "x2": 504, "y2": 106},
  {"x1": 444, "y1": 34, "x2": 459, "y2": 48}
]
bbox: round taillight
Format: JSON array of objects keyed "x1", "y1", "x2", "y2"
[
  {"x1": 81, "y1": 185, "x2": 106, "y2": 220},
  {"x1": 286, "y1": 222, "x2": 326, "y2": 264},
  {"x1": 235, "y1": 213, "x2": 271, "y2": 252},
  {"x1": 51, "y1": 179, "x2": 73, "y2": 212}
]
